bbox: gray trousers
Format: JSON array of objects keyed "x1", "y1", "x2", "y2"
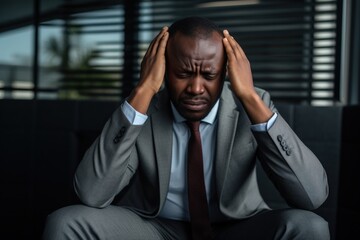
[{"x1": 42, "y1": 204, "x2": 330, "y2": 240}]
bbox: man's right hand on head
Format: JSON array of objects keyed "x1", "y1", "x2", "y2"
[
  {"x1": 139, "y1": 26, "x2": 169, "y2": 95},
  {"x1": 128, "y1": 27, "x2": 169, "y2": 114}
]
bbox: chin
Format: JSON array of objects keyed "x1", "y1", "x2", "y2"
[{"x1": 181, "y1": 111, "x2": 208, "y2": 122}]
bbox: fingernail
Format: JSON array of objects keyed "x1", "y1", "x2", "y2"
[{"x1": 224, "y1": 30, "x2": 229, "y2": 35}]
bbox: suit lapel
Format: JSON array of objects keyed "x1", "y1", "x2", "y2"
[
  {"x1": 150, "y1": 91, "x2": 173, "y2": 211},
  {"x1": 215, "y1": 90, "x2": 239, "y2": 193}
]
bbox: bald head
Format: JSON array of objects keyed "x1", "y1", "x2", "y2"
[
  {"x1": 166, "y1": 16, "x2": 226, "y2": 66},
  {"x1": 168, "y1": 16, "x2": 224, "y2": 40}
]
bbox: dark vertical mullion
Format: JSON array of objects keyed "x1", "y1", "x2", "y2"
[
  {"x1": 122, "y1": 0, "x2": 139, "y2": 99},
  {"x1": 334, "y1": 0, "x2": 343, "y2": 102},
  {"x1": 349, "y1": 0, "x2": 360, "y2": 104},
  {"x1": 29, "y1": 2, "x2": 40, "y2": 237},
  {"x1": 307, "y1": 0, "x2": 316, "y2": 104},
  {"x1": 61, "y1": 0, "x2": 72, "y2": 96},
  {"x1": 33, "y1": 0, "x2": 40, "y2": 99}
]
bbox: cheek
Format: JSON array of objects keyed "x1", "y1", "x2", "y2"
[
  {"x1": 206, "y1": 81, "x2": 223, "y2": 98},
  {"x1": 168, "y1": 79, "x2": 186, "y2": 98}
]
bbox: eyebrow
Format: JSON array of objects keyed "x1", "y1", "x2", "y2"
[{"x1": 176, "y1": 68, "x2": 218, "y2": 74}]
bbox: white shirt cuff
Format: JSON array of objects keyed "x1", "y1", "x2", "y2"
[
  {"x1": 121, "y1": 100, "x2": 148, "y2": 125},
  {"x1": 251, "y1": 112, "x2": 278, "y2": 132}
]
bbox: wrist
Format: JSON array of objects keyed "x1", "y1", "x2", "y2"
[
  {"x1": 127, "y1": 85, "x2": 155, "y2": 114},
  {"x1": 235, "y1": 87, "x2": 258, "y2": 103},
  {"x1": 239, "y1": 91, "x2": 273, "y2": 124}
]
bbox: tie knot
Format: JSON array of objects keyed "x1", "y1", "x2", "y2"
[{"x1": 186, "y1": 121, "x2": 200, "y2": 133}]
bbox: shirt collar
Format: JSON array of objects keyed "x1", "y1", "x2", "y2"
[{"x1": 170, "y1": 99, "x2": 220, "y2": 125}]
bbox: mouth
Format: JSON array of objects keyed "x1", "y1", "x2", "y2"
[{"x1": 181, "y1": 99, "x2": 208, "y2": 112}]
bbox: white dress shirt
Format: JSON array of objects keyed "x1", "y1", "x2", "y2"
[{"x1": 121, "y1": 99, "x2": 277, "y2": 221}]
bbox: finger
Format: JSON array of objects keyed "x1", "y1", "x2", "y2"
[
  {"x1": 223, "y1": 30, "x2": 238, "y2": 62},
  {"x1": 223, "y1": 30, "x2": 238, "y2": 60},
  {"x1": 149, "y1": 26, "x2": 168, "y2": 57},
  {"x1": 223, "y1": 30, "x2": 243, "y2": 60},
  {"x1": 234, "y1": 38, "x2": 247, "y2": 60},
  {"x1": 223, "y1": 37, "x2": 236, "y2": 62},
  {"x1": 143, "y1": 26, "x2": 167, "y2": 58},
  {"x1": 156, "y1": 31, "x2": 169, "y2": 57}
]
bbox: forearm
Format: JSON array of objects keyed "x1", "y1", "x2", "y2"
[
  {"x1": 255, "y1": 116, "x2": 328, "y2": 209},
  {"x1": 74, "y1": 108, "x2": 142, "y2": 208}
]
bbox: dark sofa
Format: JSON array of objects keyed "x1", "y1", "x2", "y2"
[{"x1": 0, "y1": 99, "x2": 359, "y2": 239}]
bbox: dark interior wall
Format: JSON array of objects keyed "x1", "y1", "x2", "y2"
[
  {"x1": 336, "y1": 105, "x2": 360, "y2": 238},
  {"x1": 0, "y1": 100, "x2": 35, "y2": 239},
  {"x1": 0, "y1": 99, "x2": 118, "y2": 239}
]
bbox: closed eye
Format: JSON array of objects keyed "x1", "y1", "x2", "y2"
[
  {"x1": 176, "y1": 72, "x2": 192, "y2": 79},
  {"x1": 204, "y1": 74, "x2": 217, "y2": 80}
]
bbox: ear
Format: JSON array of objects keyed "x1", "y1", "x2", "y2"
[
  {"x1": 222, "y1": 62, "x2": 228, "y2": 82},
  {"x1": 164, "y1": 70, "x2": 169, "y2": 89},
  {"x1": 164, "y1": 70, "x2": 168, "y2": 81}
]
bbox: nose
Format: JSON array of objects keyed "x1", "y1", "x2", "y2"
[{"x1": 186, "y1": 75, "x2": 204, "y2": 95}]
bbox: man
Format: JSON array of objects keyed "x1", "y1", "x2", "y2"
[{"x1": 43, "y1": 16, "x2": 330, "y2": 240}]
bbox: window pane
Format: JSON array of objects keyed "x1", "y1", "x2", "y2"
[
  {"x1": 0, "y1": 0, "x2": 341, "y2": 104},
  {"x1": 133, "y1": 0, "x2": 339, "y2": 105},
  {"x1": 0, "y1": 27, "x2": 34, "y2": 99},
  {"x1": 38, "y1": 3, "x2": 124, "y2": 100}
]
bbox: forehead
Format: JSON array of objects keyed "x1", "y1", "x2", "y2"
[{"x1": 166, "y1": 32, "x2": 225, "y2": 68}]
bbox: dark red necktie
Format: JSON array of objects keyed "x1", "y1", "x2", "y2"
[{"x1": 186, "y1": 121, "x2": 214, "y2": 240}]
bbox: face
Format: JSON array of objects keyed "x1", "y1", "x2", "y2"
[{"x1": 166, "y1": 32, "x2": 226, "y2": 121}]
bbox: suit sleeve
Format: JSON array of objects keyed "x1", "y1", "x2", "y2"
[
  {"x1": 253, "y1": 90, "x2": 329, "y2": 210},
  {"x1": 74, "y1": 106, "x2": 144, "y2": 208}
]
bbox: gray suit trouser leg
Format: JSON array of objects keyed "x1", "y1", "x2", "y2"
[
  {"x1": 43, "y1": 205, "x2": 330, "y2": 240},
  {"x1": 214, "y1": 208, "x2": 330, "y2": 240},
  {"x1": 42, "y1": 204, "x2": 189, "y2": 240}
]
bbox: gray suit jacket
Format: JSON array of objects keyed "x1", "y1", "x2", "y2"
[{"x1": 74, "y1": 82, "x2": 328, "y2": 220}]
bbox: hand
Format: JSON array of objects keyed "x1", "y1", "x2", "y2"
[
  {"x1": 222, "y1": 29, "x2": 272, "y2": 124},
  {"x1": 128, "y1": 27, "x2": 169, "y2": 114},
  {"x1": 222, "y1": 29, "x2": 255, "y2": 100},
  {"x1": 138, "y1": 26, "x2": 169, "y2": 95}
]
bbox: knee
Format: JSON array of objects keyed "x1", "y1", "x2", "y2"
[
  {"x1": 303, "y1": 212, "x2": 329, "y2": 240},
  {"x1": 280, "y1": 209, "x2": 330, "y2": 240},
  {"x1": 42, "y1": 205, "x2": 87, "y2": 240},
  {"x1": 308, "y1": 213, "x2": 330, "y2": 240}
]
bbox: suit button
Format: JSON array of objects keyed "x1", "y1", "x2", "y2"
[
  {"x1": 277, "y1": 135, "x2": 283, "y2": 142},
  {"x1": 113, "y1": 137, "x2": 120, "y2": 143},
  {"x1": 113, "y1": 126, "x2": 126, "y2": 144},
  {"x1": 118, "y1": 126, "x2": 126, "y2": 137},
  {"x1": 286, "y1": 149, "x2": 292, "y2": 156}
]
